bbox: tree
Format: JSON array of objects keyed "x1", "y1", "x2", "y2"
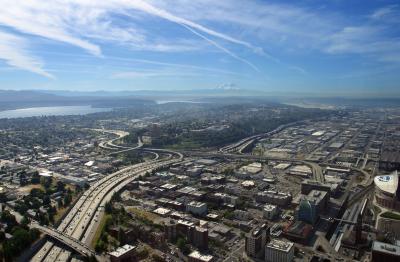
[
  {"x1": 95, "y1": 240, "x2": 105, "y2": 253},
  {"x1": 63, "y1": 193, "x2": 72, "y2": 206},
  {"x1": 104, "y1": 202, "x2": 113, "y2": 214},
  {"x1": 56, "y1": 197, "x2": 63, "y2": 208},
  {"x1": 31, "y1": 171, "x2": 40, "y2": 184},
  {"x1": 30, "y1": 188, "x2": 45, "y2": 198},
  {"x1": 56, "y1": 181, "x2": 65, "y2": 192},
  {"x1": 152, "y1": 254, "x2": 164, "y2": 262},
  {"x1": 43, "y1": 195, "x2": 51, "y2": 206},
  {"x1": 21, "y1": 216, "x2": 30, "y2": 228},
  {"x1": 19, "y1": 172, "x2": 27, "y2": 186},
  {"x1": 1, "y1": 211, "x2": 17, "y2": 229},
  {"x1": 176, "y1": 237, "x2": 186, "y2": 250},
  {"x1": 40, "y1": 176, "x2": 52, "y2": 189}
]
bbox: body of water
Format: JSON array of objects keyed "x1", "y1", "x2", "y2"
[
  {"x1": 155, "y1": 100, "x2": 207, "y2": 104},
  {"x1": 0, "y1": 106, "x2": 112, "y2": 119}
]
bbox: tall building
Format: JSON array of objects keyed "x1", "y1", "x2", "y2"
[
  {"x1": 265, "y1": 239, "x2": 294, "y2": 262},
  {"x1": 297, "y1": 190, "x2": 328, "y2": 225},
  {"x1": 164, "y1": 219, "x2": 177, "y2": 242},
  {"x1": 297, "y1": 198, "x2": 316, "y2": 225},
  {"x1": 245, "y1": 224, "x2": 269, "y2": 258},
  {"x1": 263, "y1": 204, "x2": 279, "y2": 220},
  {"x1": 189, "y1": 226, "x2": 209, "y2": 250}
]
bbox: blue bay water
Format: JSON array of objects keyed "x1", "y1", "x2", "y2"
[{"x1": 0, "y1": 106, "x2": 111, "y2": 119}]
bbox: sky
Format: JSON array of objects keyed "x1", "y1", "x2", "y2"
[{"x1": 0, "y1": 0, "x2": 400, "y2": 95}]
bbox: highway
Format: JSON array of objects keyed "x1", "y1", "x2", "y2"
[
  {"x1": 31, "y1": 149, "x2": 183, "y2": 261},
  {"x1": 219, "y1": 121, "x2": 302, "y2": 153},
  {"x1": 186, "y1": 151, "x2": 325, "y2": 183},
  {"x1": 31, "y1": 124, "x2": 319, "y2": 261},
  {"x1": 30, "y1": 222, "x2": 95, "y2": 257}
]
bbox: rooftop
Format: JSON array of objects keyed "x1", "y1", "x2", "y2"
[
  {"x1": 266, "y1": 239, "x2": 294, "y2": 252},
  {"x1": 188, "y1": 251, "x2": 214, "y2": 262},
  {"x1": 188, "y1": 201, "x2": 206, "y2": 208},
  {"x1": 372, "y1": 241, "x2": 400, "y2": 255},
  {"x1": 109, "y1": 244, "x2": 136, "y2": 258},
  {"x1": 374, "y1": 171, "x2": 399, "y2": 195}
]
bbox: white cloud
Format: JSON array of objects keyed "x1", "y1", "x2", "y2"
[
  {"x1": 0, "y1": 1, "x2": 101, "y2": 56},
  {"x1": 324, "y1": 26, "x2": 400, "y2": 62},
  {"x1": 0, "y1": 30, "x2": 53, "y2": 78},
  {"x1": 0, "y1": 0, "x2": 398, "y2": 78},
  {"x1": 181, "y1": 24, "x2": 259, "y2": 72},
  {"x1": 125, "y1": 0, "x2": 265, "y2": 55},
  {"x1": 370, "y1": 5, "x2": 399, "y2": 23},
  {"x1": 0, "y1": 0, "x2": 265, "y2": 72}
]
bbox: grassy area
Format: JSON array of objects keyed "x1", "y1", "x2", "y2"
[
  {"x1": 381, "y1": 211, "x2": 400, "y2": 221},
  {"x1": 127, "y1": 207, "x2": 161, "y2": 223},
  {"x1": 356, "y1": 174, "x2": 364, "y2": 183},
  {"x1": 53, "y1": 206, "x2": 67, "y2": 223},
  {"x1": 17, "y1": 184, "x2": 42, "y2": 194},
  {"x1": 91, "y1": 214, "x2": 111, "y2": 248},
  {"x1": 373, "y1": 205, "x2": 382, "y2": 217}
]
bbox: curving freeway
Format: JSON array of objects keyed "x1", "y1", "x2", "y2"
[
  {"x1": 219, "y1": 121, "x2": 302, "y2": 154},
  {"x1": 31, "y1": 147, "x2": 183, "y2": 261}
]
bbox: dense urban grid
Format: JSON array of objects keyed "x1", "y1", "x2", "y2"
[{"x1": 0, "y1": 100, "x2": 399, "y2": 262}]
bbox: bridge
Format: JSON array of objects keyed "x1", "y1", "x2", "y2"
[{"x1": 31, "y1": 222, "x2": 95, "y2": 257}]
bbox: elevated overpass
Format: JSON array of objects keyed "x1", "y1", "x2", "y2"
[
  {"x1": 219, "y1": 121, "x2": 302, "y2": 153},
  {"x1": 30, "y1": 223, "x2": 95, "y2": 257}
]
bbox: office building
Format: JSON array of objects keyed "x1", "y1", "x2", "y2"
[
  {"x1": 297, "y1": 190, "x2": 328, "y2": 225},
  {"x1": 186, "y1": 201, "x2": 207, "y2": 216},
  {"x1": 263, "y1": 204, "x2": 278, "y2": 220},
  {"x1": 245, "y1": 224, "x2": 269, "y2": 258},
  {"x1": 265, "y1": 239, "x2": 294, "y2": 262},
  {"x1": 189, "y1": 226, "x2": 209, "y2": 250},
  {"x1": 372, "y1": 240, "x2": 400, "y2": 262},
  {"x1": 109, "y1": 244, "x2": 136, "y2": 262}
]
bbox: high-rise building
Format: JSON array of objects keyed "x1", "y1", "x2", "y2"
[
  {"x1": 245, "y1": 224, "x2": 269, "y2": 258},
  {"x1": 164, "y1": 219, "x2": 177, "y2": 242},
  {"x1": 265, "y1": 239, "x2": 294, "y2": 262},
  {"x1": 189, "y1": 226, "x2": 209, "y2": 250},
  {"x1": 297, "y1": 190, "x2": 328, "y2": 225}
]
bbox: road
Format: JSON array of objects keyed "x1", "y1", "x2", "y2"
[
  {"x1": 30, "y1": 222, "x2": 95, "y2": 257},
  {"x1": 186, "y1": 151, "x2": 325, "y2": 183},
  {"x1": 30, "y1": 124, "x2": 326, "y2": 261},
  {"x1": 219, "y1": 121, "x2": 302, "y2": 153},
  {"x1": 32, "y1": 146, "x2": 183, "y2": 261}
]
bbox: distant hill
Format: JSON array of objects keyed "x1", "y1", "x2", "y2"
[{"x1": 0, "y1": 90, "x2": 154, "y2": 111}]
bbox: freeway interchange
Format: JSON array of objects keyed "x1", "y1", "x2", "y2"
[
  {"x1": 30, "y1": 124, "x2": 322, "y2": 262},
  {"x1": 29, "y1": 122, "x2": 368, "y2": 261}
]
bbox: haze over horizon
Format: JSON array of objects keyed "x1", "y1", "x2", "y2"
[{"x1": 1, "y1": 0, "x2": 400, "y2": 95}]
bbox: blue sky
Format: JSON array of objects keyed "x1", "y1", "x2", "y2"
[{"x1": 0, "y1": 0, "x2": 399, "y2": 95}]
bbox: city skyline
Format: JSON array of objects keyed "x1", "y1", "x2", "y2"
[{"x1": 1, "y1": 0, "x2": 400, "y2": 94}]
